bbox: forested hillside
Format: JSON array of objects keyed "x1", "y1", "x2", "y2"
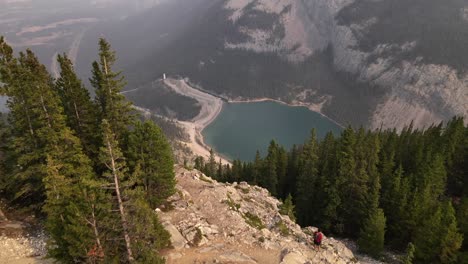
[
  {"x1": 196, "y1": 118, "x2": 467, "y2": 263},
  {"x1": 0, "y1": 37, "x2": 175, "y2": 262}
]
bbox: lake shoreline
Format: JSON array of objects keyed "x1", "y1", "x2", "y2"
[
  {"x1": 163, "y1": 77, "x2": 344, "y2": 162},
  {"x1": 227, "y1": 97, "x2": 345, "y2": 129}
]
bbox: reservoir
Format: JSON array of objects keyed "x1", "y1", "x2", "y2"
[{"x1": 202, "y1": 101, "x2": 343, "y2": 161}]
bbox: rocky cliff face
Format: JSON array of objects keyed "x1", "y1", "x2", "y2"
[
  {"x1": 222, "y1": 0, "x2": 468, "y2": 130},
  {"x1": 76, "y1": 0, "x2": 467, "y2": 129},
  {"x1": 159, "y1": 165, "x2": 359, "y2": 264}
]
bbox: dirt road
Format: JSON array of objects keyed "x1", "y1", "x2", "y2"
[{"x1": 164, "y1": 79, "x2": 229, "y2": 164}]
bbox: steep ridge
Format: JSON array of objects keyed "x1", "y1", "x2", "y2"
[{"x1": 159, "y1": 165, "x2": 359, "y2": 263}]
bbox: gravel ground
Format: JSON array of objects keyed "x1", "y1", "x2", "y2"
[{"x1": 0, "y1": 231, "x2": 48, "y2": 263}]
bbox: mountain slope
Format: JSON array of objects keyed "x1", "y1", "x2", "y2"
[
  {"x1": 159, "y1": 165, "x2": 359, "y2": 263},
  {"x1": 77, "y1": 0, "x2": 468, "y2": 129}
]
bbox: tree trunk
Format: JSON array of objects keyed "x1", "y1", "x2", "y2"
[
  {"x1": 39, "y1": 94, "x2": 52, "y2": 128},
  {"x1": 105, "y1": 133, "x2": 134, "y2": 262}
]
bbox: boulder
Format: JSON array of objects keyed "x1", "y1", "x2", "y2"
[{"x1": 162, "y1": 222, "x2": 187, "y2": 250}]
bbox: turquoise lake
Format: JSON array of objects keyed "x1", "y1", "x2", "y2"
[{"x1": 202, "y1": 101, "x2": 343, "y2": 161}]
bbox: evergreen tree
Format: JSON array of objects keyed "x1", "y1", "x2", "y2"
[
  {"x1": 90, "y1": 38, "x2": 133, "y2": 140},
  {"x1": 279, "y1": 193, "x2": 296, "y2": 222},
  {"x1": 439, "y1": 201, "x2": 463, "y2": 264},
  {"x1": 295, "y1": 130, "x2": 319, "y2": 226},
  {"x1": 99, "y1": 120, "x2": 135, "y2": 261},
  {"x1": 412, "y1": 198, "x2": 463, "y2": 264},
  {"x1": 335, "y1": 126, "x2": 359, "y2": 235},
  {"x1": 317, "y1": 132, "x2": 337, "y2": 231},
  {"x1": 55, "y1": 53, "x2": 98, "y2": 157},
  {"x1": 263, "y1": 140, "x2": 278, "y2": 195},
  {"x1": 126, "y1": 121, "x2": 175, "y2": 208},
  {"x1": 216, "y1": 159, "x2": 223, "y2": 181},
  {"x1": 251, "y1": 150, "x2": 263, "y2": 185},
  {"x1": 382, "y1": 165, "x2": 411, "y2": 247},
  {"x1": 357, "y1": 208, "x2": 386, "y2": 257},
  {"x1": 99, "y1": 120, "x2": 169, "y2": 262},
  {"x1": 285, "y1": 144, "x2": 299, "y2": 198},
  {"x1": 43, "y1": 152, "x2": 102, "y2": 263},
  {"x1": 402, "y1": 243, "x2": 415, "y2": 264},
  {"x1": 194, "y1": 156, "x2": 205, "y2": 171},
  {"x1": 276, "y1": 146, "x2": 288, "y2": 199},
  {"x1": 456, "y1": 197, "x2": 468, "y2": 256},
  {"x1": 207, "y1": 148, "x2": 217, "y2": 178}
]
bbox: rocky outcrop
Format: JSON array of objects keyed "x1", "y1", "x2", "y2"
[{"x1": 158, "y1": 165, "x2": 359, "y2": 263}]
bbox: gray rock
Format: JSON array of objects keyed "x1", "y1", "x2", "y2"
[
  {"x1": 219, "y1": 251, "x2": 257, "y2": 263},
  {"x1": 162, "y1": 222, "x2": 187, "y2": 250}
]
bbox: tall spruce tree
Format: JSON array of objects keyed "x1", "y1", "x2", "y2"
[
  {"x1": 357, "y1": 208, "x2": 386, "y2": 257},
  {"x1": 439, "y1": 201, "x2": 463, "y2": 264},
  {"x1": 99, "y1": 120, "x2": 169, "y2": 262},
  {"x1": 263, "y1": 140, "x2": 279, "y2": 195},
  {"x1": 276, "y1": 146, "x2": 288, "y2": 199},
  {"x1": 335, "y1": 126, "x2": 358, "y2": 235},
  {"x1": 126, "y1": 120, "x2": 175, "y2": 208},
  {"x1": 55, "y1": 53, "x2": 98, "y2": 157},
  {"x1": 90, "y1": 38, "x2": 133, "y2": 140},
  {"x1": 251, "y1": 150, "x2": 263, "y2": 185},
  {"x1": 295, "y1": 130, "x2": 319, "y2": 226},
  {"x1": 99, "y1": 120, "x2": 134, "y2": 261}
]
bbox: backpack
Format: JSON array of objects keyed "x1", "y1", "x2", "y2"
[{"x1": 314, "y1": 232, "x2": 322, "y2": 243}]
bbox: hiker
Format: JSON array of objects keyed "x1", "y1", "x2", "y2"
[{"x1": 313, "y1": 228, "x2": 323, "y2": 251}]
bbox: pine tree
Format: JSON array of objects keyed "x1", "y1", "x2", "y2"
[
  {"x1": 357, "y1": 208, "x2": 386, "y2": 258},
  {"x1": 263, "y1": 140, "x2": 278, "y2": 195},
  {"x1": 216, "y1": 159, "x2": 223, "y2": 181},
  {"x1": 335, "y1": 126, "x2": 359, "y2": 235},
  {"x1": 194, "y1": 156, "x2": 205, "y2": 171},
  {"x1": 402, "y1": 243, "x2": 415, "y2": 264},
  {"x1": 99, "y1": 120, "x2": 135, "y2": 261},
  {"x1": 125, "y1": 120, "x2": 175, "y2": 208},
  {"x1": 55, "y1": 53, "x2": 98, "y2": 157},
  {"x1": 285, "y1": 144, "x2": 299, "y2": 197},
  {"x1": 439, "y1": 201, "x2": 463, "y2": 264},
  {"x1": 295, "y1": 130, "x2": 319, "y2": 226},
  {"x1": 317, "y1": 132, "x2": 337, "y2": 231},
  {"x1": 279, "y1": 193, "x2": 296, "y2": 222},
  {"x1": 276, "y1": 146, "x2": 288, "y2": 199},
  {"x1": 456, "y1": 197, "x2": 468, "y2": 258},
  {"x1": 207, "y1": 148, "x2": 217, "y2": 178},
  {"x1": 251, "y1": 150, "x2": 263, "y2": 185},
  {"x1": 99, "y1": 123, "x2": 170, "y2": 262},
  {"x1": 43, "y1": 152, "x2": 102, "y2": 262},
  {"x1": 90, "y1": 38, "x2": 133, "y2": 140},
  {"x1": 382, "y1": 165, "x2": 411, "y2": 247}
]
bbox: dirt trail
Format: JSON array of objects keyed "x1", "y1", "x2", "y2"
[
  {"x1": 50, "y1": 27, "x2": 88, "y2": 79},
  {"x1": 164, "y1": 78, "x2": 229, "y2": 164}
]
